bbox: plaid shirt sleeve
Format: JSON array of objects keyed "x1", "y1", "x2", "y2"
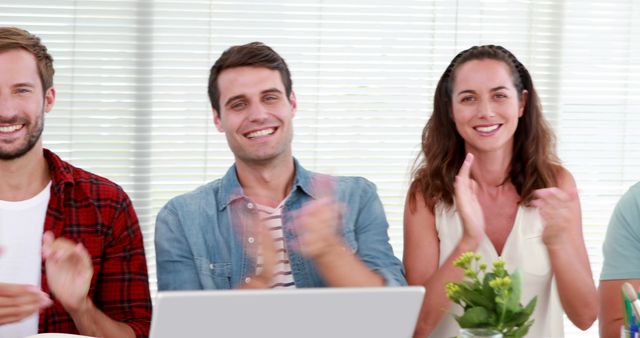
[
  {"x1": 39, "y1": 150, "x2": 152, "y2": 337},
  {"x1": 93, "y1": 190, "x2": 152, "y2": 337}
]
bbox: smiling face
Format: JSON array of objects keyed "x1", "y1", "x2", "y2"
[
  {"x1": 451, "y1": 59, "x2": 527, "y2": 155},
  {"x1": 213, "y1": 66, "x2": 296, "y2": 167},
  {"x1": 0, "y1": 48, "x2": 55, "y2": 160}
]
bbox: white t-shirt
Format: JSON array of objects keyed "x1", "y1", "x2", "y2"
[{"x1": 0, "y1": 181, "x2": 52, "y2": 338}]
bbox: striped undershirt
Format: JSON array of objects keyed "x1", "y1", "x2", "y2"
[{"x1": 254, "y1": 202, "x2": 296, "y2": 289}]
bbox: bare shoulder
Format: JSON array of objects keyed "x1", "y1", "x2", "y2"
[
  {"x1": 552, "y1": 164, "x2": 577, "y2": 190},
  {"x1": 404, "y1": 186, "x2": 435, "y2": 219}
]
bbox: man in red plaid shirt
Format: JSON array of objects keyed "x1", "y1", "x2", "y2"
[{"x1": 0, "y1": 27, "x2": 151, "y2": 337}]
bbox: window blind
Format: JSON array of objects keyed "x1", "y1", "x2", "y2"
[{"x1": 1, "y1": 1, "x2": 638, "y2": 337}]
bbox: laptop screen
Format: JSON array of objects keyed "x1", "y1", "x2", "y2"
[{"x1": 150, "y1": 286, "x2": 425, "y2": 338}]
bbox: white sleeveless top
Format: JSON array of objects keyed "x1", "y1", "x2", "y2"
[{"x1": 431, "y1": 203, "x2": 564, "y2": 338}]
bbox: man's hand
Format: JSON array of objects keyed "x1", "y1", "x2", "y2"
[
  {"x1": 290, "y1": 174, "x2": 349, "y2": 260},
  {"x1": 289, "y1": 174, "x2": 385, "y2": 287},
  {"x1": 0, "y1": 283, "x2": 52, "y2": 324},
  {"x1": 42, "y1": 231, "x2": 93, "y2": 314},
  {"x1": 290, "y1": 197, "x2": 346, "y2": 260}
]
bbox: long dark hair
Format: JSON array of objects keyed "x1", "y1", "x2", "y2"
[{"x1": 409, "y1": 45, "x2": 559, "y2": 210}]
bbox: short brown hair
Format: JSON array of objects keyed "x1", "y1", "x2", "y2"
[
  {"x1": 208, "y1": 42, "x2": 292, "y2": 116},
  {"x1": 0, "y1": 27, "x2": 54, "y2": 92}
]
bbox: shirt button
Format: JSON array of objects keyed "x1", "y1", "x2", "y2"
[
  {"x1": 245, "y1": 277, "x2": 252, "y2": 284},
  {"x1": 209, "y1": 264, "x2": 214, "y2": 269},
  {"x1": 247, "y1": 202, "x2": 254, "y2": 209},
  {"x1": 247, "y1": 237, "x2": 255, "y2": 244}
]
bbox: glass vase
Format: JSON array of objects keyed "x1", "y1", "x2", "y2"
[{"x1": 459, "y1": 328, "x2": 503, "y2": 338}]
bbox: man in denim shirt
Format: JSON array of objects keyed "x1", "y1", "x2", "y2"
[{"x1": 155, "y1": 42, "x2": 405, "y2": 290}]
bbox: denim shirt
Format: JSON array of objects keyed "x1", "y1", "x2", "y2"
[{"x1": 155, "y1": 159, "x2": 406, "y2": 290}]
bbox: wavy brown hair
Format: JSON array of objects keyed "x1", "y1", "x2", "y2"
[{"x1": 409, "y1": 45, "x2": 559, "y2": 211}]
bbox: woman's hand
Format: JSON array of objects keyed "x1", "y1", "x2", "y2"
[
  {"x1": 531, "y1": 187, "x2": 578, "y2": 249},
  {"x1": 454, "y1": 153, "x2": 485, "y2": 246}
]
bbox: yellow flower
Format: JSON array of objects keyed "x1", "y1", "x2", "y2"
[
  {"x1": 489, "y1": 276, "x2": 513, "y2": 289},
  {"x1": 446, "y1": 282, "x2": 461, "y2": 300},
  {"x1": 492, "y1": 259, "x2": 506, "y2": 275},
  {"x1": 454, "y1": 252, "x2": 476, "y2": 268}
]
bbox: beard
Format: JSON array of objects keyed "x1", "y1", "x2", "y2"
[{"x1": 0, "y1": 110, "x2": 45, "y2": 160}]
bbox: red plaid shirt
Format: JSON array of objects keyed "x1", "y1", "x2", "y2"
[{"x1": 38, "y1": 149, "x2": 152, "y2": 337}]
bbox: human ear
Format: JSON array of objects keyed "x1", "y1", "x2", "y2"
[
  {"x1": 213, "y1": 110, "x2": 224, "y2": 132},
  {"x1": 44, "y1": 87, "x2": 56, "y2": 113}
]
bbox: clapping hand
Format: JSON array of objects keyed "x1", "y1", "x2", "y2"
[
  {"x1": 454, "y1": 153, "x2": 485, "y2": 245},
  {"x1": 0, "y1": 282, "x2": 52, "y2": 324},
  {"x1": 290, "y1": 175, "x2": 346, "y2": 260},
  {"x1": 0, "y1": 242, "x2": 52, "y2": 324},
  {"x1": 42, "y1": 231, "x2": 93, "y2": 313},
  {"x1": 530, "y1": 187, "x2": 579, "y2": 248}
]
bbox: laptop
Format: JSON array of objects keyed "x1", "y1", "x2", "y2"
[{"x1": 150, "y1": 286, "x2": 425, "y2": 338}]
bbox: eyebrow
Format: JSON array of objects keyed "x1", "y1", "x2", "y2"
[
  {"x1": 261, "y1": 88, "x2": 283, "y2": 96},
  {"x1": 224, "y1": 88, "x2": 283, "y2": 107},
  {"x1": 13, "y1": 82, "x2": 36, "y2": 88},
  {"x1": 224, "y1": 94, "x2": 246, "y2": 107},
  {"x1": 456, "y1": 86, "x2": 509, "y2": 96}
]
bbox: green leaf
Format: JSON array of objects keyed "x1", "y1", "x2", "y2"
[
  {"x1": 456, "y1": 306, "x2": 491, "y2": 328},
  {"x1": 505, "y1": 269, "x2": 523, "y2": 312},
  {"x1": 503, "y1": 307, "x2": 531, "y2": 327},
  {"x1": 504, "y1": 296, "x2": 537, "y2": 327},
  {"x1": 462, "y1": 286, "x2": 495, "y2": 309},
  {"x1": 501, "y1": 296, "x2": 537, "y2": 329},
  {"x1": 506, "y1": 319, "x2": 534, "y2": 338},
  {"x1": 481, "y1": 273, "x2": 497, "y2": 311},
  {"x1": 487, "y1": 312, "x2": 498, "y2": 327},
  {"x1": 522, "y1": 296, "x2": 537, "y2": 317}
]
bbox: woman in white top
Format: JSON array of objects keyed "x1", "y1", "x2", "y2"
[{"x1": 403, "y1": 45, "x2": 597, "y2": 338}]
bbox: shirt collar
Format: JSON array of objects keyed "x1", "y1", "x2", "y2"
[
  {"x1": 43, "y1": 148, "x2": 74, "y2": 194},
  {"x1": 217, "y1": 157, "x2": 316, "y2": 211}
]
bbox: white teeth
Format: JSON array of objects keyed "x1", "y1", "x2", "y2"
[
  {"x1": 246, "y1": 128, "x2": 275, "y2": 139},
  {"x1": 475, "y1": 125, "x2": 499, "y2": 133},
  {"x1": 0, "y1": 125, "x2": 22, "y2": 133}
]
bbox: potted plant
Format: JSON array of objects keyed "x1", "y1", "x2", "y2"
[{"x1": 445, "y1": 252, "x2": 537, "y2": 338}]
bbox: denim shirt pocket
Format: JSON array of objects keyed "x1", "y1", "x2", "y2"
[{"x1": 194, "y1": 257, "x2": 232, "y2": 289}]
